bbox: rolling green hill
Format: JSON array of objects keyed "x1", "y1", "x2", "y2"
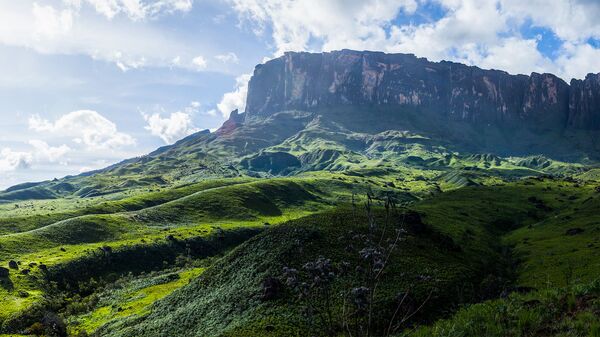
[
  {"x1": 2, "y1": 173, "x2": 598, "y2": 336},
  {"x1": 77, "y1": 179, "x2": 600, "y2": 336}
]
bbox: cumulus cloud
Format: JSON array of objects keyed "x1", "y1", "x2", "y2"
[
  {"x1": 555, "y1": 42, "x2": 600, "y2": 80},
  {"x1": 215, "y1": 52, "x2": 239, "y2": 64},
  {"x1": 0, "y1": 148, "x2": 33, "y2": 172},
  {"x1": 386, "y1": 1, "x2": 509, "y2": 60},
  {"x1": 229, "y1": 0, "x2": 600, "y2": 80},
  {"x1": 0, "y1": 1, "x2": 199, "y2": 71},
  {"x1": 143, "y1": 102, "x2": 202, "y2": 144},
  {"x1": 0, "y1": 140, "x2": 71, "y2": 172},
  {"x1": 217, "y1": 73, "x2": 251, "y2": 118},
  {"x1": 192, "y1": 55, "x2": 208, "y2": 70},
  {"x1": 77, "y1": 159, "x2": 108, "y2": 174},
  {"x1": 32, "y1": 2, "x2": 74, "y2": 38},
  {"x1": 29, "y1": 110, "x2": 135, "y2": 149},
  {"x1": 229, "y1": 0, "x2": 418, "y2": 56},
  {"x1": 462, "y1": 37, "x2": 557, "y2": 76},
  {"x1": 28, "y1": 140, "x2": 71, "y2": 163},
  {"x1": 498, "y1": 0, "x2": 600, "y2": 42},
  {"x1": 63, "y1": 0, "x2": 193, "y2": 21}
]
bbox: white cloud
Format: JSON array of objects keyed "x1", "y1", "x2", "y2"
[
  {"x1": 0, "y1": 1, "x2": 201, "y2": 71},
  {"x1": 77, "y1": 159, "x2": 109, "y2": 174},
  {"x1": 0, "y1": 140, "x2": 71, "y2": 172},
  {"x1": 144, "y1": 0, "x2": 193, "y2": 18},
  {"x1": 84, "y1": 0, "x2": 141, "y2": 20},
  {"x1": 28, "y1": 140, "x2": 71, "y2": 163},
  {"x1": 171, "y1": 55, "x2": 182, "y2": 66},
  {"x1": 192, "y1": 55, "x2": 207, "y2": 70},
  {"x1": 498, "y1": 0, "x2": 600, "y2": 42},
  {"x1": 230, "y1": 0, "x2": 418, "y2": 56},
  {"x1": 215, "y1": 52, "x2": 239, "y2": 64},
  {"x1": 29, "y1": 110, "x2": 135, "y2": 149},
  {"x1": 78, "y1": 166, "x2": 94, "y2": 173},
  {"x1": 229, "y1": 0, "x2": 600, "y2": 80},
  {"x1": 465, "y1": 37, "x2": 557, "y2": 76},
  {"x1": 143, "y1": 102, "x2": 202, "y2": 144},
  {"x1": 556, "y1": 42, "x2": 600, "y2": 80},
  {"x1": 386, "y1": 0, "x2": 508, "y2": 61},
  {"x1": 32, "y1": 2, "x2": 74, "y2": 38},
  {"x1": 217, "y1": 73, "x2": 251, "y2": 118},
  {"x1": 0, "y1": 148, "x2": 33, "y2": 172},
  {"x1": 67, "y1": 0, "x2": 193, "y2": 21},
  {"x1": 204, "y1": 109, "x2": 218, "y2": 117}
]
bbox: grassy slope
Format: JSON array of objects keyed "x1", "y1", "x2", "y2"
[
  {"x1": 95, "y1": 207, "x2": 493, "y2": 337},
  {"x1": 404, "y1": 281, "x2": 600, "y2": 337},
  {"x1": 1, "y1": 171, "x2": 599, "y2": 336},
  {"x1": 415, "y1": 177, "x2": 600, "y2": 289},
  {"x1": 0, "y1": 178, "x2": 339, "y2": 327},
  {"x1": 90, "y1": 178, "x2": 600, "y2": 337},
  {"x1": 505, "y1": 185, "x2": 600, "y2": 288},
  {"x1": 69, "y1": 266, "x2": 206, "y2": 335},
  {"x1": 0, "y1": 179, "x2": 326, "y2": 260},
  {"x1": 400, "y1": 178, "x2": 600, "y2": 337},
  {"x1": 0, "y1": 178, "x2": 251, "y2": 235},
  {"x1": 0, "y1": 173, "x2": 414, "y2": 330}
]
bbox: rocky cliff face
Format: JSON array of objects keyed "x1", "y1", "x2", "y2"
[
  {"x1": 569, "y1": 73, "x2": 600, "y2": 129},
  {"x1": 244, "y1": 50, "x2": 598, "y2": 130}
]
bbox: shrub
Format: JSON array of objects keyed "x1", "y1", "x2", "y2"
[
  {"x1": 8, "y1": 260, "x2": 18, "y2": 269},
  {"x1": 26, "y1": 322, "x2": 45, "y2": 335},
  {"x1": 42, "y1": 312, "x2": 67, "y2": 337}
]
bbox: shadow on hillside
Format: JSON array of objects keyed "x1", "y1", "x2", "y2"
[{"x1": 0, "y1": 276, "x2": 14, "y2": 291}]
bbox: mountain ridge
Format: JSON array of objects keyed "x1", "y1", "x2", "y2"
[{"x1": 244, "y1": 49, "x2": 599, "y2": 130}]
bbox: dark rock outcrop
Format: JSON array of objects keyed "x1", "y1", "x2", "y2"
[
  {"x1": 245, "y1": 49, "x2": 599, "y2": 131},
  {"x1": 565, "y1": 228, "x2": 584, "y2": 236},
  {"x1": 217, "y1": 109, "x2": 246, "y2": 136}
]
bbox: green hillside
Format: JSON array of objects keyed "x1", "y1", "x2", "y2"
[
  {"x1": 1, "y1": 167, "x2": 597, "y2": 336},
  {"x1": 68, "y1": 178, "x2": 600, "y2": 336},
  {"x1": 0, "y1": 91, "x2": 598, "y2": 336}
]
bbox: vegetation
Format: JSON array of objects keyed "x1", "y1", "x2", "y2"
[
  {"x1": 404, "y1": 281, "x2": 600, "y2": 337},
  {"x1": 1, "y1": 108, "x2": 599, "y2": 336}
]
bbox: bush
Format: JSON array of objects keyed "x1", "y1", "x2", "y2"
[
  {"x1": 42, "y1": 312, "x2": 67, "y2": 337},
  {"x1": 8, "y1": 260, "x2": 18, "y2": 269},
  {"x1": 26, "y1": 322, "x2": 45, "y2": 335}
]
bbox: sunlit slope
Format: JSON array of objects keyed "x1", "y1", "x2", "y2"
[
  {"x1": 92, "y1": 177, "x2": 600, "y2": 337},
  {"x1": 0, "y1": 178, "x2": 335, "y2": 327}
]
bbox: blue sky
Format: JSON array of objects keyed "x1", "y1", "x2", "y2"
[{"x1": 1, "y1": 0, "x2": 600, "y2": 189}]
